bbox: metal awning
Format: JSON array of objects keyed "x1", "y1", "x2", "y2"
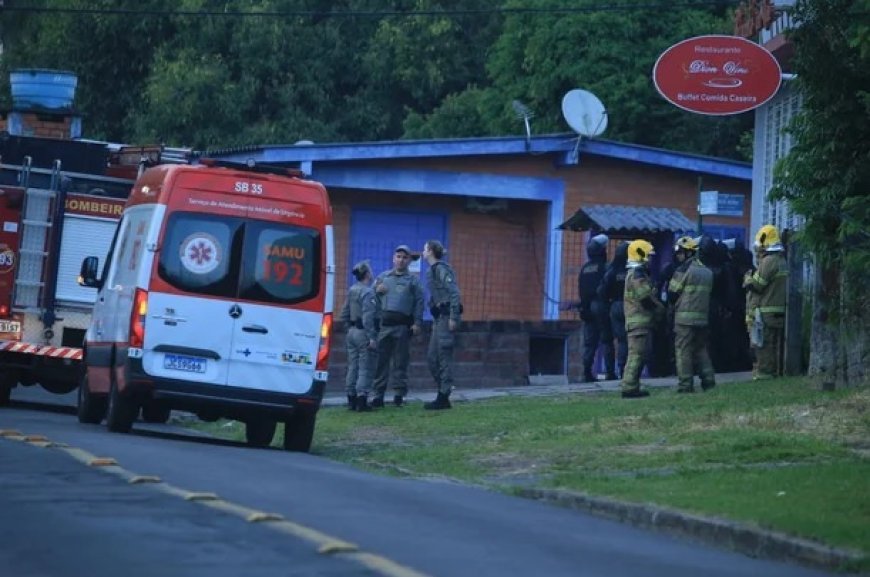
[{"x1": 557, "y1": 204, "x2": 696, "y2": 234}]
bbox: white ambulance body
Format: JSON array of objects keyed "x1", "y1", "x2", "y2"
[{"x1": 78, "y1": 160, "x2": 335, "y2": 452}]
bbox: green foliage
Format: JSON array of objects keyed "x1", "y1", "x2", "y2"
[
  {"x1": 0, "y1": 0, "x2": 750, "y2": 157},
  {"x1": 771, "y1": 0, "x2": 870, "y2": 315}
]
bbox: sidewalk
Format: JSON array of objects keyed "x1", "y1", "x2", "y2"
[{"x1": 321, "y1": 370, "x2": 755, "y2": 407}]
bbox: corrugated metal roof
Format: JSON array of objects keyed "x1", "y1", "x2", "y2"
[{"x1": 558, "y1": 204, "x2": 696, "y2": 234}]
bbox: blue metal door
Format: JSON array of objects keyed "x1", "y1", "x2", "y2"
[{"x1": 349, "y1": 208, "x2": 447, "y2": 318}]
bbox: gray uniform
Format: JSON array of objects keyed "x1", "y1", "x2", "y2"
[
  {"x1": 372, "y1": 269, "x2": 424, "y2": 398},
  {"x1": 339, "y1": 281, "x2": 378, "y2": 396},
  {"x1": 426, "y1": 261, "x2": 462, "y2": 394}
]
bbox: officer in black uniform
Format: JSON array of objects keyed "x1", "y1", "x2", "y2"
[
  {"x1": 577, "y1": 233, "x2": 615, "y2": 382},
  {"x1": 598, "y1": 241, "x2": 629, "y2": 379}
]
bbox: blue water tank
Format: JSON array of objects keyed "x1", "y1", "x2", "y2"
[{"x1": 9, "y1": 69, "x2": 78, "y2": 110}]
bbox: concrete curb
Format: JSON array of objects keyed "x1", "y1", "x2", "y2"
[{"x1": 517, "y1": 488, "x2": 865, "y2": 572}]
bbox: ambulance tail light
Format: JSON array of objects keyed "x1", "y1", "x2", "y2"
[
  {"x1": 316, "y1": 313, "x2": 332, "y2": 371},
  {"x1": 129, "y1": 288, "x2": 148, "y2": 348},
  {"x1": 0, "y1": 304, "x2": 8, "y2": 317}
]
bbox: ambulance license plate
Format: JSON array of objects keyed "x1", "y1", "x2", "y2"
[
  {"x1": 164, "y1": 353, "x2": 207, "y2": 374},
  {"x1": 0, "y1": 320, "x2": 21, "y2": 333}
]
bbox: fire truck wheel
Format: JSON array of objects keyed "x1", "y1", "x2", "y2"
[
  {"x1": 77, "y1": 374, "x2": 107, "y2": 424},
  {"x1": 0, "y1": 371, "x2": 18, "y2": 406},
  {"x1": 283, "y1": 410, "x2": 316, "y2": 453},
  {"x1": 245, "y1": 419, "x2": 277, "y2": 448},
  {"x1": 140, "y1": 402, "x2": 171, "y2": 424},
  {"x1": 106, "y1": 381, "x2": 138, "y2": 433},
  {"x1": 42, "y1": 380, "x2": 78, "y2": 395}
]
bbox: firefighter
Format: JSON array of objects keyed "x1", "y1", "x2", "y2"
[
  {"x1": 668, "y1": 236, "x2": 716, "y2": 392},
  {"x1": 654, "y1": 235, "x2": 699, "y2": 377},
  {"x1": 743, "y1": 225, "x2": 788, "y2": 379},
  {"x1": 577, "y1": 233, "x2": 616, "y2": 382},
  {"x1": 621, "y1": 239, "x2": 664, "y2": 398}
]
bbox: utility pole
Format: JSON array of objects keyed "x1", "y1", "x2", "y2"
[{"x1": 696, "y1": 175, "x2": 704, "y2": 234}]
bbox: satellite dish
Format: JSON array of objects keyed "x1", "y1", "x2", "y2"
[{"x1": 561, "y1": 89, "x2": 608, "y2": 137}]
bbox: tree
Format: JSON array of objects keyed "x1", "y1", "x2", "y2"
[
  {"x1": 772, "y1": 0, "x2": 870, "y2": 387},
  {"x1": 404, "y1": 0, "x2": 753, "y2": 159}
]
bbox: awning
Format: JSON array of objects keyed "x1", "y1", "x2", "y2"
[{"x1": 558, "y1": 203, "x2": 696, "y2": 234}]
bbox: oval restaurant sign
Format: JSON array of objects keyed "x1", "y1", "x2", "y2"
[{"x1": 653, "y1": 35, "x2": 781, "y2": 115}]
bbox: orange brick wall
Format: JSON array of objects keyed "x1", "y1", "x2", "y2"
[{"x1": 0, "y1": 112, "x2": 76, "y2": 139}]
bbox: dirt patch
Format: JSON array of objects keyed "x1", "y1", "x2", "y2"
[
  {"x1": 472, "y1": 452, "x2": 552, "y2": 484},
  {"x1": 612, "y1": 442, "x2": 692, "y2": 455}
]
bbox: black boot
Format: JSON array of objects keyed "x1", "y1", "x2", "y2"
[
  {"x1": 347, "y1": 394, "x2": 357, "y2": 411},
  {"x1": 582, "y1": 371, "x2": 597, "y2": 383},
  {"x1": 393, "y1": 394, "x2": 405, "y2": 408},
  {"x1": 370, "y1": 395, "x2": 384, "y2": 408},
  {"x1": 424, "y1": 392, "x2": 452, "y2": 411},
  {"x1": 621, "y1": 389, "x2": 650, "y2": 399},
  {"x1": 356, "y1": 395, "x2": 372, "y2": 412}
]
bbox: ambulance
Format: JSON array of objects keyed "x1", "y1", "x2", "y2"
[{"x1": 77, "y1": 159, "x2": 335, "y2": 452}]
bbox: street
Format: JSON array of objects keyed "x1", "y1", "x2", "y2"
[{"x1": 0, "y1": 387, "x2": 836, "y2": 577}]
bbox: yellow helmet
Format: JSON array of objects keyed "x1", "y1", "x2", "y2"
[
  {"x1": 754, "y1": 224, "x2": 780, "y2": 249},
  {"x1": 628, "y1": 239, "x2": 655, "y2": 264},
  {"x1": 674, "y1": 236, "x2": 698, "y2": 252}
]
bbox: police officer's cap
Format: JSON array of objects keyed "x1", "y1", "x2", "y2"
[{"x1": 394, "y1": 244, "x2": 420, "y2": 260}]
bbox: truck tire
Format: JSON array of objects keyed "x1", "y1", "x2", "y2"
[
  {"x1": 245, "y1": 419, "x2": 277, "y2": 447},
  {"x1": 106, "y1": 381, "x2": 138, "y2": 433},
  {"x1": 0, "y1": 371, "x2": 18, "y2": 407},
  {"x1": 0, "y1": 382, "x2": 10, "y2": 407},
  {"x1": 77, "y1": 374, "x2": 107, "y2": 424},
  {"x1": 42, "y1": 380, "x2": 79, "y2": 395},
  {"x1": 141, "y1": 402, "x2": 171, "y2": 424},
  {"x1": 283, "y1": 410, "x2": 316, "y2": 453}
]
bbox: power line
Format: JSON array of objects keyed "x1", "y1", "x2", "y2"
[{"x1": 1, "y1": 2, "x2": 740, "y2": 19}]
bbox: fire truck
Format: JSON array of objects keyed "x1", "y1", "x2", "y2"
[{"x1": 0, "y1": 135, "x2": 187, "y2": 405}]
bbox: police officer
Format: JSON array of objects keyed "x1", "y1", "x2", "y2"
[
  {"x1": 598, "y1": 241, "x2": 629, "y2": 378},
  {"x1": 421, "y1": 240, "x2": 462, "y2": 411},
  {"x1": 621, "y1": 239, "x2": 664, "y2": 398},
  {"x1": 743, "y1": 225, "x2": 788, "y2": 379},
  {"x1": 578, "y1": 233, "x2": 615, "y2": 382},
  {"x1": 338, "y1": 260, "x2": 377, "y2": 411},
  {"x1": 668, "y1": 236, "x2": 716, "y2": 393},
  {"x1": 371, "y1": 245, "x2": 425, "y2": 407}
]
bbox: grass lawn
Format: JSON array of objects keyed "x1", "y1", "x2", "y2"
[{"x1": 190, "y1": 377, "x2": 870, "y2": 560}]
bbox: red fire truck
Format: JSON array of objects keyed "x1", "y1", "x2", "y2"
[{"x1": 0, "y1": 135, "x2": 185, "y2": 406}]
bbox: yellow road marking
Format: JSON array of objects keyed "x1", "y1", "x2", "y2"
[
  {"x1": 128, "y1": 475, "x2": 162, "y2": 484},
  {"x1": 184, "y1": 492, "x2": 219, "y2": 502},
  {"x1": 1, "y1": 430, "x2": 435, "y2": 577},
  {"x1": 88, "y1": 457, "x2": 119, "y2": 467}
]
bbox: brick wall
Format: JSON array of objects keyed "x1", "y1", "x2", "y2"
[
  {"x1": 0, "y1": 111, "x2": 78, "y2": 139},
  {"x1": 326, "y1": 320, "x2": 583, "y2": 393}
]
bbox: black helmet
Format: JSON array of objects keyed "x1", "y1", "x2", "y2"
[
  {"x1": 614, "y1": 240, "x2": 629, "y2": 264},
  {"x1": 586, "y1": 233, "x2": 609, "y2": 258},
  {"x1": 698, "y1": 235, "x2": 717, "y2": 262}
]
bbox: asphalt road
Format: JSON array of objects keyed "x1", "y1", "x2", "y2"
[{"x1": 0, "y1": 386, "x2": 837, "y2": 577}]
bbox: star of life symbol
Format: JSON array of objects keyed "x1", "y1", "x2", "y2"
[{"x1": 179, "y1": 233, "x2": 221, "y2": 275}]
